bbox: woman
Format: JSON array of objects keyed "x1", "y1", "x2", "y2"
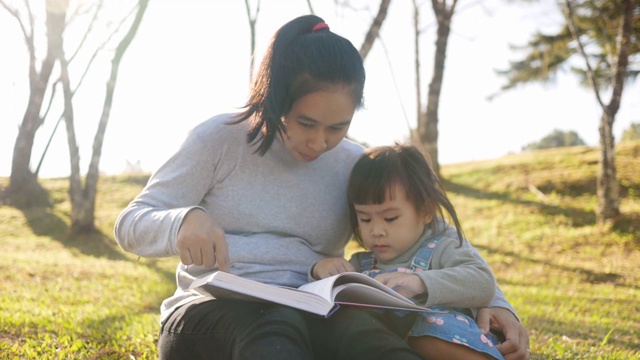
[{"x1": 115, "y1": 14, "x2": 529, "y2": 360}]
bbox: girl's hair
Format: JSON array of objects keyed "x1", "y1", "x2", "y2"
[
  {"x1": 347, "y1": 144, "x2": 465, "y2": 247},
  {"x1": 232, "y1": 14, "x2": 366, "y2": 155}
]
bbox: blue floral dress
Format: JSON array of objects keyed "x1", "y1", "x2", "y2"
[{"x1": 353, "y1": 236, "x2": 505, "y2": 360}]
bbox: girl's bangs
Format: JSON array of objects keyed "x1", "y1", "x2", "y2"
[{"x1": 349, "y1": 160, "x2": 403, "y2": 205}]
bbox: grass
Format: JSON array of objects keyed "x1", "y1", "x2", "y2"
[{"x1": 1, "y1": 141, "x2": 639, "y2": 359}]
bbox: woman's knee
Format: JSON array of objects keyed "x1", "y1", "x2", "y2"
[
  {"x1": 251, "y1": 304, "x2": 309, "y2": 336},
  {"x1": 236, "y1": 305, "x2": 312, "y2": 359},
  {"x1": 159, "y1": 300, "x2": 312, "y2": 360}
]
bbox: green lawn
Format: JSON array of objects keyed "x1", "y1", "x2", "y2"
[{"x1": 1, "y1": 141, "x2": 639, "y2": 359}]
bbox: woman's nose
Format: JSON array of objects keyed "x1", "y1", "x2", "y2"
[{"x1": 307, "y1": 132, "x2": 327, "y2": 153}]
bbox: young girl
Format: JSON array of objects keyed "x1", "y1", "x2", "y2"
[{"x1": 313, "y1": 144, "x2": 505, "y2": 360}]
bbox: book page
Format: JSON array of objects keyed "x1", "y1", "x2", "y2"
[
  {"x1": 191, "y1": 272, "x2": 335, "y2": 316},
  {"x1": 299, "y1": 272, "x2": 428, "y2": 312},
  {"x1": 297, "y1": 275, "x2": 341, "y2": 301},
  {"x1": 331, "y1": 283, "x2": 427, "y2": 311}
]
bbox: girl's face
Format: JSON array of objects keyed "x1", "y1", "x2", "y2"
[
  {"x1": 281, "y1": 89, "x2": 356, "y2": 162},
  {"x1": 354, "y1": 185, "x2": 432, "y2": 262}
]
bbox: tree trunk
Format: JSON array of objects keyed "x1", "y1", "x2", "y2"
[
  {"x1": 9, "y1": 93, "x2": 50, "y2": 207},
  {"x1": 39, "y1": 0, "x2": 89, "y2": 232},
  {"x1": 7, "y1": 4, "x2": 65, "y2": 207},
  {"x1": 418, "y1": 0, "x2": 457, "y2": 176},
  {"x1": 411, "y1": 0, "x2": 422, "y2": 145},
  {"x1": 595, "y1": 0, "x2": 633, "y2": 222},
  {"x1": 563, "y1": 0, "x2": 632, "y2": 222},
  {"x1": 60, "y1": 55, "x2": 86, "y2": 231},
  {"x1": 597, "y1": 112, "x2": 620, "y2": 221}
]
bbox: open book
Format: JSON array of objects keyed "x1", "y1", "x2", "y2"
[{"x1": 188, "y1": 271, "x2": 434, "y2": 317}]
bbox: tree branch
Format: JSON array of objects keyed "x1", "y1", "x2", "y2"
[
  {"x1": 359, "y1": 0, "x2": 391, "y2": 60},
  {"x1": 562, "y1": 0, "x2": 606, "y2": 109}
]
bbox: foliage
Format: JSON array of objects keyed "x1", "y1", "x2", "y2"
[
  {"x1": 497, "y1": 0, "x2": 640, "y2": 91},
  {"x1": 621, "y1": 122, "x2": 640, "y2": 142},
  {"x1": 2, "y1": 143, "x2": 640, "y2": 359},
  {"x1": 522, "y1": 129, "x2": 587, "y2": 151}
]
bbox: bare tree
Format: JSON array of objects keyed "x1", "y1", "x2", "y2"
[
  {"x1": 1, "y1": 0, "x2": 65, "y2": 206},
  {"x1": 2, "y1": 0, "x2": 149, "y2": 232},
  {"x1": 60, "y1": 0, "x2": 149, "y2": 232}
]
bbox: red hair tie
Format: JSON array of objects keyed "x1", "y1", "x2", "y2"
[{"x1": 312, "y1": 22, "x2": 330, "y2": 32}]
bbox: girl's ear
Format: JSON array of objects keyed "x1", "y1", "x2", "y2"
[{"x1": 422, "y1": 210, "x2": 434, "y2": 225}]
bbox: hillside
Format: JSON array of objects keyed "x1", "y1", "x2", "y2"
[{"x1": 1, "y1": 141, "x2": 639, "y2": 359}]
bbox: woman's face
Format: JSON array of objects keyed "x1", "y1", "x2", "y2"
[{"x1": 281, "y1": 88, "x2": 356, "y2": 162}]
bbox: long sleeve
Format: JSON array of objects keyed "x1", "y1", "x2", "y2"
[
  {"x1": 440, "y1": 220, "x2": 519, "y2": 319},
  {"x1": 415, "y1": 237, "x2": 497, "y2": 309},
  {"x1": 114, "y1": 116, "x2": 228, "y2": 258}
]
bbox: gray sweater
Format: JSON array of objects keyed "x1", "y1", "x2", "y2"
[
  {"x1": 114, "y1": 113, "x2": 364, "y2": 321},
  {"x1": 349, "y1": 226, "x2": 496, "y2": 309},
  {"x1": 114, "y1": 113, "x2": 517, "y2": 323}
]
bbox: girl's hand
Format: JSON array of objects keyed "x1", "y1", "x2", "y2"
[
  {"x1": 373, "y1": 272, "x2": 427, "y2": 299},
  {"x1": 312, "y1": 258, "x2": 355, "y2": 279},
  {"x1": 176, "y1": 208, "x2": 230, "y2": 271}
]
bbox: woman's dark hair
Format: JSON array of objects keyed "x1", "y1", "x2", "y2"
[
  {"x1": 232, "y1": 14, "x2": 366, "y2": 155},
  {"x1": 347, "y1": 144, "x2": 465, "y2": 247}
]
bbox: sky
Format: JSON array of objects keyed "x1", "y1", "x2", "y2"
[{"x1": 0, "y1": 0, "x2": 638, "y2": 178}]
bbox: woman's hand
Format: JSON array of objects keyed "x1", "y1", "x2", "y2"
[
  {"x1": 176, "y1": 208, "x2": 230, "y2": 271},
  {"x1": 372, "y1": 272, "x2": 427, "y2": 299},
  {"x1": 477, "y1": 307, "x2": 531, "y2": 360},
  {"x1": 312, "y1": 258, "x2": 355, "y2": 279}
]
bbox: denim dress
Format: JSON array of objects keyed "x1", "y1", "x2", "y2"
[{"x1": 354, "y1": 236, "x2": 505, "y2": 360}]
